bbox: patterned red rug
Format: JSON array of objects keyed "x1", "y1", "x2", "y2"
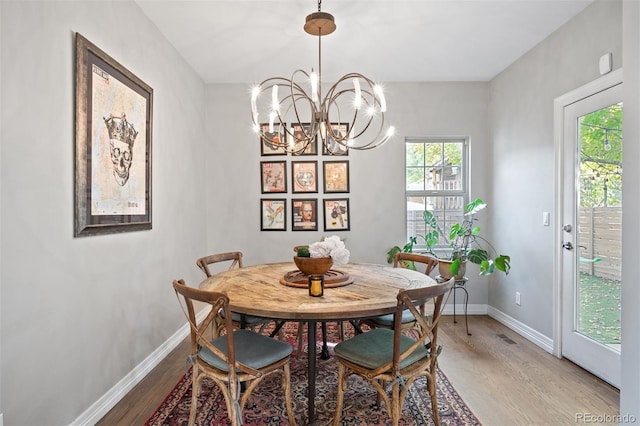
[{"x1": 145, "y1": 322, "x2": 481, "y2": 425}]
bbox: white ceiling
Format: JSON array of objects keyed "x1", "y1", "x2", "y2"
[{"x1": 135, "y1": 0, "x2": 594, "y2": 84}]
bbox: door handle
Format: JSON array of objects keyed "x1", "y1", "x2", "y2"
[{"x1": 562, "y1": 242, "x2": 574, "y2": 250}]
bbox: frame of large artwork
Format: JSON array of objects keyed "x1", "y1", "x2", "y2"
[{"x1": 74, "y1": 33, "x2": 153, "y2": 237}]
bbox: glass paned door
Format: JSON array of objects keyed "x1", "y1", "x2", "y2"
[
  {"x1": 561, "y1": 79, "x2": 622, "y2": 388},
  {"x1": 576, "y1": 105, "x2": 622, "y2": 350}
]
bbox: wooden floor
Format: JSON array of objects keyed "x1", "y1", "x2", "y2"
[{"x1": 97, "y1": 315, "x2": 619, "y2": 425}]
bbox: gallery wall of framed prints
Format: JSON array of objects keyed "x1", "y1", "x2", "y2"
[{"x1": 258, "y1": 123, "x2": 351, "y2": 231}]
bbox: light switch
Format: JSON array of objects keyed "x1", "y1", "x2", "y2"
[{"x1": 543, "y1": 212, "x2": 550, "y2": 226}]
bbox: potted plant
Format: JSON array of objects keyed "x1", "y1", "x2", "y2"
[{"x1": 388, "y1": 198, "x2": 511, "y2": 279}]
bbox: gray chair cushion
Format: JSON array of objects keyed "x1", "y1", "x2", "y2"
[
  {"x1": 368, "y1": 309, "x2": 416, "y2": 327},
  {"x1": 199, "y1": 329, "x2": 292, "y2": 372},
  {"x1": 334, "y1": 328, "x2": 428, "y2": 370}
]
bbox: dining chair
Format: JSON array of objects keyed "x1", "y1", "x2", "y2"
[
  {"x1": 360, "y1": 252, "x2": 439, "y2": 331},
  {"x1": 196, "y1": 251, "x2": 273, "y2": 335},
  {"x1": 332, "y1": 277, "x2": 454, "y2": 426},
  {"x1": 172, "y1": 279, "x2": 297, "y2": 426}
]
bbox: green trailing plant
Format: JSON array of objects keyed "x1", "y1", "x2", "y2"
[
  {"x1": 386, "y1": 236, "x2": 417, "y2": 270},
  {"x1": 388, "y1": 198, "x2": 511, "y2": 277}
]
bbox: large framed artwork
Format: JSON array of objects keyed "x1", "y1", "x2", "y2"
[{"x1": 74, "y1": 33, "x2": 153, "y2": 237}]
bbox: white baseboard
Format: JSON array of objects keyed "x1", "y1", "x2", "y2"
[
  {"x1": 487, "y1": 306, "x2": 554, "y2": 353},
  {"x1": 443, "y1": 303, "x2": 487, "y2": 316},
  {"x1": 70, "y1": 311, "x2": 202, "y2": 426}
]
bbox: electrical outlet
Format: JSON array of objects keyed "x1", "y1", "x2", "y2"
[{"x1": 515, "y1": 292, "x2": 521, "y2": 306}]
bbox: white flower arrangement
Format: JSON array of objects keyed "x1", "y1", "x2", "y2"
[{"x1": 308, "y1": 235, "x2": 350, "y2": 266}]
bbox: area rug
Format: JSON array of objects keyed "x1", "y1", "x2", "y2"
[{"x1": 145, "y1": 322, "x2": 481, "y2": 425}]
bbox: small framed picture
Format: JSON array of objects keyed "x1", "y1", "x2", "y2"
[
  {"x1": 292, "y1": 199, "x2": 318, "y2": 231},
  {"x1": 292, "y1": 161, "x2": 318, "y2": 193},
  {"x1": 290, "y1": 123, "x2": 317, "y2": 155},
  {"x1": 260, "y1": 199, "x2": 286, "y2": 231},
  {"x1": 323, "y1": 160, "x2": 349, "y2": 193},
  {"x1": 260, "y1": 122, "x2": 287, "y2": 156},
  {"x1": 324, "y1": 198, "x2": 350, "y2": 231},
  {"x1": 322, "y1": 123, "x2": 349, "y2": 156},
  {"x1": 260, "y1": 161, "x2": 287, "y2": 193}
]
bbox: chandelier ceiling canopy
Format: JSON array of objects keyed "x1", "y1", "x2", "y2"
[{"x1": 250, "y1": 0, "x2": 395, "y2": 154}]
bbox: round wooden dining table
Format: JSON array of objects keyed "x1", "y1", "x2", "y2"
[{"x1": 199, "y1": 261, "x2": 436, "y2": 424}]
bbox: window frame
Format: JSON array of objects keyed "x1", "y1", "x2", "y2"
[{"x1": 404, "y1": 136, "x2": 470, "y2": 251}]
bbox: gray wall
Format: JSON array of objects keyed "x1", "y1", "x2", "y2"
[
  {"x1": 487, "y1": 0, "x2": 622, "y2": 336},
  {"x1": 0, "y1": 1, "x2": 208, "y2": 424}
]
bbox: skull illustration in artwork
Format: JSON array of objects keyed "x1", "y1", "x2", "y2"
[{"x1": 104, "y1": 114, "x2": 138, "y2": 186}]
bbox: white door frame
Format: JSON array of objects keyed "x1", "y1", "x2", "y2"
[{"x1": 552, "y1": 68, "x2": 623, "y2": 358}]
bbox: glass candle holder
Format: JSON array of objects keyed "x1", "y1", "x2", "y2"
[{"x1": 308, "y1": 274, "x2": 324, "y2": 297}]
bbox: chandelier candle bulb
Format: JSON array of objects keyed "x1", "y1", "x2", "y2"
[
  {"x1": 320, "y1": 122, "x2": 327, "y2": 140},
  {"x1": 271, "y1": 85, "x2": 279, "y2": 111},
  {"x1": 269, "y1": 111, "x2": 276, "y2": 133},
  {"x1": 288, "y1": 126, "x2": 295, "y2": 149}
]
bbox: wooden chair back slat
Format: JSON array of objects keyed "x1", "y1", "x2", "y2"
[
  {"x1": 393, "y1": 252, "x2": 439, "y2": 276},
  {"x1": 196, "y1": 251, "x2": 243, "y2": 277}
]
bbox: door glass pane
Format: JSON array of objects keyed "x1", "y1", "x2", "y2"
[{"x1": 576, "y1": 102, "x2": 622, "y2": 350}]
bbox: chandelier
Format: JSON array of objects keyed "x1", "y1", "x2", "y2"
[{"x1": 250, "y1": 0, "x2": 395, "y2": 154}]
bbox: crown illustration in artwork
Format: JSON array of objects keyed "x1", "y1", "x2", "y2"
[{"x1": 104, "y1": 113, "x2": 138, "y2": 146}]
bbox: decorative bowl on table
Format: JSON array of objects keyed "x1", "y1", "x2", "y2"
[{"x1": 293, "y1": 256, "x2": 333, "y2": 276}]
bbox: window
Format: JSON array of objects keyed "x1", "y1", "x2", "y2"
[{"x1": 405, "y1": 137, "x2": 468, "y2": 250}]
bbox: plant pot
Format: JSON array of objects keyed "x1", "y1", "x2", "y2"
[
  {"x1": 293, "y1": 256, "x2": 333, "y2": 276},
  {"x1": 438, "y1": 259, "x2": 467, "y2": 280}
]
